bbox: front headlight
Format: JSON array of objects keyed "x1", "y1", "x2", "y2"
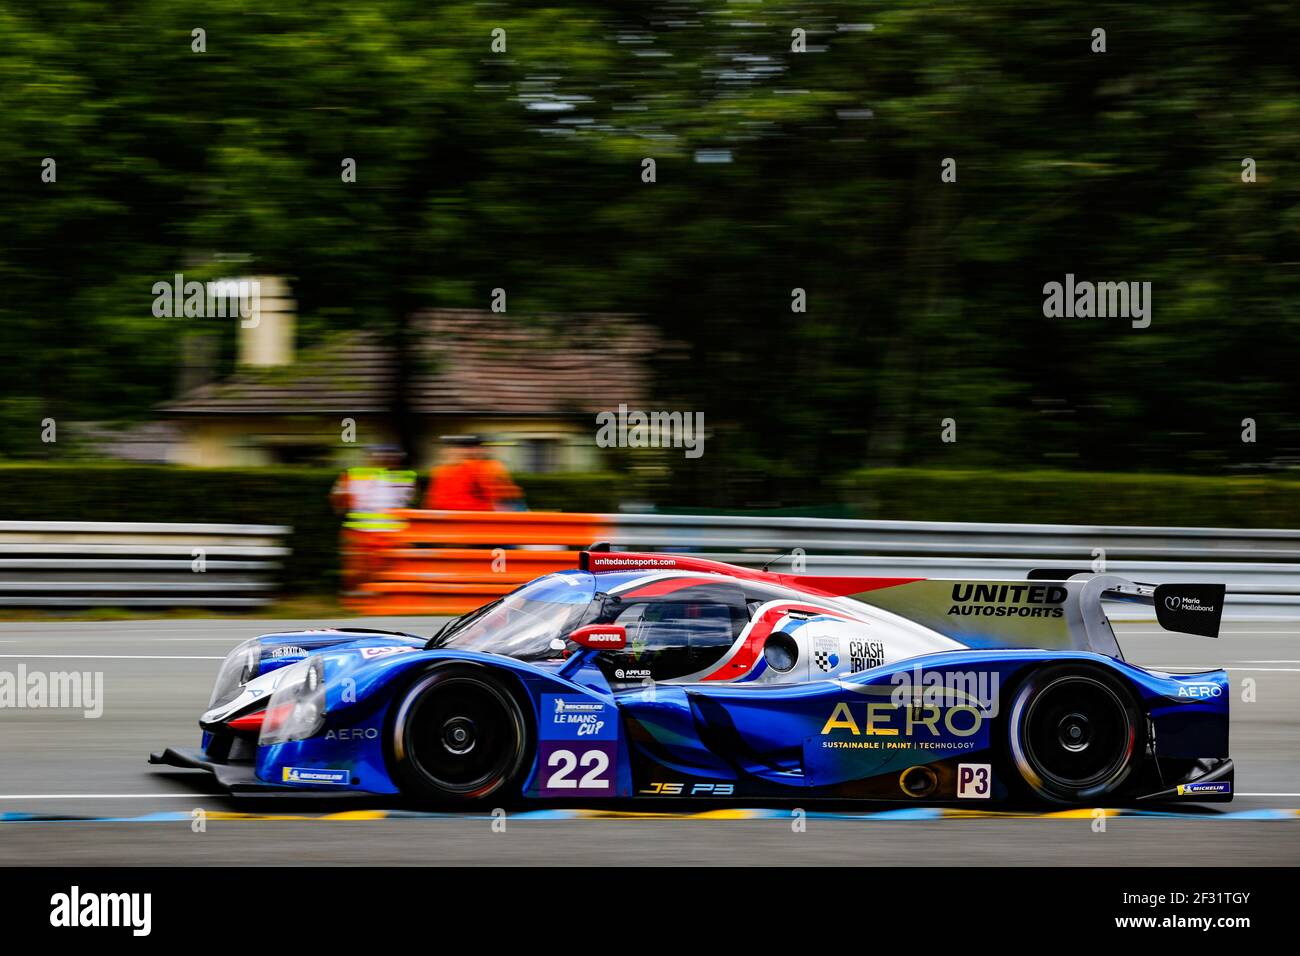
[
  {"x1": 260, "y1": 655, "x2": 327, "y2": 745},
  {"x1": 208, "y1": 638, "x2": 262, "y2": 709}
]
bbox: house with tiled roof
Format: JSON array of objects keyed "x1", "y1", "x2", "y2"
[{"x1": 160, "y1": 285, "x2": 659, "y2": 472}]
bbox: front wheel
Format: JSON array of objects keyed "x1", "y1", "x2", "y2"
[
  {"x1": 1006, "y1": 665, "x2": 1145, "y2": 804},
  {"x1": 390, "y1": 666, "x2": 530, "y2": 803}
]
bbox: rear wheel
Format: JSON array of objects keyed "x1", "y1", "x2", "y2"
[
  {"x1": 390, "y1": 666, "x2": 529, "y2": 803},
  {"x1": 1007, "y1": 665, "x2": 1144, "y2": 804}
]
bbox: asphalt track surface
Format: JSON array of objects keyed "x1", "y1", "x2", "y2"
[{"x1": 0, "y1": 616, "x2": 1298, "y2": 865}]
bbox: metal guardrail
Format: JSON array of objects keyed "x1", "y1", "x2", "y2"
[
  {"x1": 347, "y1": 510, "x2": 1300, "y2": 619},
  {"x1": 0, "y1": 521, "x2": 291, "y2": 608},
  {"x1": 15, "y1": 512, "x2": 1286, "y2": 617}
]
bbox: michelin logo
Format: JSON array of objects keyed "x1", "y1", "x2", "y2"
[
  {"x1": 555, "y1": 698, "x2": 604, "y2": 714},
  {"x1": 543, "y1": 694, "x2": 616, "y2": 741},
  {"x1": 282, "y1": 766, "x2": 349, "y2": 785},
  {"x1": 1176, "y1": 781, "x2": 1231, "y2": 796}
]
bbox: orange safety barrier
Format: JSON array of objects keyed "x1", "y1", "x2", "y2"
[{"x1": 344, "y1": 510, "x2": 612, "y2": 616}]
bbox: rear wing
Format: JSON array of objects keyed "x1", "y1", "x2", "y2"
[
  {"x1": 1029, "y1": 570, "x2": 1225, "y2": 639},
  {"x1": 841, "y1": 573, "x2": 1225, "y2": 660}
]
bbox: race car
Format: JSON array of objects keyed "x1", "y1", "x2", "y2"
[{"x1": 151, "y1": 549, "x2": 1233, "y2": 805}]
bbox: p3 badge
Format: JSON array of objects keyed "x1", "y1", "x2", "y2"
[{"x1": 957, "y1": 763, "x2": 992, "y2": 798}]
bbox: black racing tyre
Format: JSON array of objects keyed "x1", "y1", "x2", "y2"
[
  {"x1": 390, "y1": 666, "x2": 529, "y2": 802},
  {"x1": 1006, "y1": 665, "x2": 1145, "y2": 804}
]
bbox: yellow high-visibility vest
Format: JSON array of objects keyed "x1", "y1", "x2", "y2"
[{"x1": 343, "y1": 467, "x2": 416, "y2": 532}]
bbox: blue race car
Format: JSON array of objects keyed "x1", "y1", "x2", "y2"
[{"x1": 151, "y1": 549, "x2": 1233, "y2": 805}]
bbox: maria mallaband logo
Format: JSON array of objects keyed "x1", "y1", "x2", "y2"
[
  {"x1": 50, "y1": 886, "x2": 151, "y2": 936},
  {"x1": 1165, "y1": 594, "x2": 1216, "y2": 613},
  {"x1": 948, "y1": 583, "x2": 1067, "y2": 618}
]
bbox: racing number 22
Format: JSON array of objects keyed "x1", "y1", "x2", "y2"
[{"x1": 545, "y1": 748, "x2": 610, "y2": 790}]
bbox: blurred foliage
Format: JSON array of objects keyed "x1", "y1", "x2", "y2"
[
  {"x1": 514, "y1": 471, "x2": 625, "y2": 512},
  {"x1": 1, "y1": 1, "x2": 1298, "y2": 506},
  {"x1": 840, "y1": 468, "x2": 1300, "y2": 527}
]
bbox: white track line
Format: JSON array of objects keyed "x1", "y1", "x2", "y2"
[
  {"x1": 0, "y1": 654, "x2": 223, "y2": 661},
  {"x1": 152, "y1": 638, "x2": 250, "y2": 642},
  {"x1": 0, "y1": 793, "x2": 1295, "y2": 805},
  {"x1": 1120, "y1": 631, "x2": 1300, "y2": 637},
  {"x1": 1144, "y1": 665, "x2": 1300, "y2": 673},
  {"x1": 0, "y1": 794, "x2": 202, "y2": 800}
]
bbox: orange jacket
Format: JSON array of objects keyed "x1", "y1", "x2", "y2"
[{"x1": 425, "y1": 458, "x2": 522, "y2": 511}]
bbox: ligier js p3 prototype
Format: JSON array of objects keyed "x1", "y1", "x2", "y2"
[{"x1": 152, "y1": 551, "x2": 1233, "y2": 806}]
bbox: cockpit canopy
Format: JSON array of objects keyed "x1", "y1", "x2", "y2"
[{"x1": 431, "y1": 570, "x2": 753, "y2": 676}]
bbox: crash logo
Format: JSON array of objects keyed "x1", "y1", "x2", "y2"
[{"x1": 848, "y1": 640, "x2": 885, "y2": 673}]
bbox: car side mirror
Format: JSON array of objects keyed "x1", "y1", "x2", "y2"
[{"x1": 568, "y1": 624, "x2": 627, "y2": 650}]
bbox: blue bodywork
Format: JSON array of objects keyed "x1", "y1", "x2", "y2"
[{"x1": 213, "y1": 632, "x2": 1229, "y2": 804}]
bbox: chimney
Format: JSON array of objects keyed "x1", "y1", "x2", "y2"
[{"x1": 237, "y1": 275, "x2": 295, "y2": 367}]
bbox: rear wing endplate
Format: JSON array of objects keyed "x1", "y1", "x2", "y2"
[{"x1": 1030, "y1": 570, "x2": 1226, "y2": 638}]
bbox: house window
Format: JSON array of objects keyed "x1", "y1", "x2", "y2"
[
  {"x1": 268, "y1": 444, "x2": 334, "y2": 466},
  {"x1": 523, "y1": 438, "x2": 561, "y2": 473}
]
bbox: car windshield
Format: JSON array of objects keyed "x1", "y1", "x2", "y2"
[{"x1": 433, "y1": 572, "x2": 597, "y2": 662}]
